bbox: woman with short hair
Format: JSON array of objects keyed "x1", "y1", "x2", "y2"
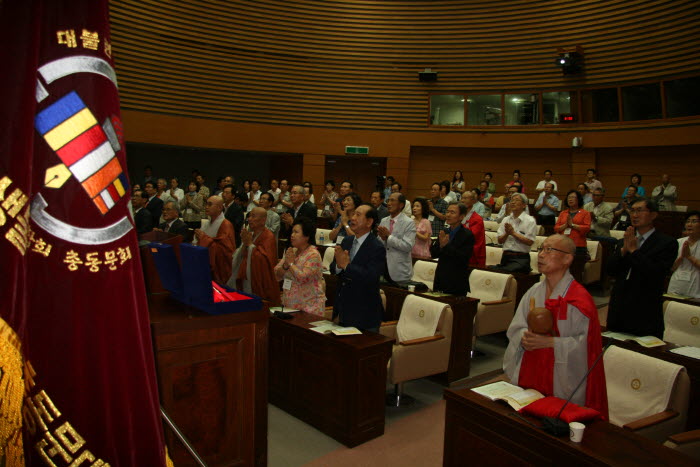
[{"x1": 274, "y1": 216, "x2": 325, "y2": 315}]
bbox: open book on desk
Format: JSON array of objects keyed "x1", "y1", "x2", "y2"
[
  {"x1": 309, "y1": 321, "x2": 362, "y2": 335},
  {"x1": 602, "y1": 331, "x2": 665, "y2": 348},
  {"x1": 471, "y1": 381, "x2": 545, "y2": 411}
]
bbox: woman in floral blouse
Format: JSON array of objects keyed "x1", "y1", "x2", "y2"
[{"x1": 274, "y1": 216, "x2": 326, "y2": 315}]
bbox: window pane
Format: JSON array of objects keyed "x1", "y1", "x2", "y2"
[
  {"x1": 505, "y1": 93, "x2": 539, "y2": 125},
  {"x1": 622, "y1": 83, "x2": 661, "y2": 121},
  {"x1": 467, "y1": 94, "x2": 501, "y2": 125},
  {"x1": 581, "y1": 88, "x2": 619, "y2": 123},
  {"x1": 429, "y1": 95, "x2": 464, "y2": 126},
  {"x1": 665, "y1": 77, "x2": 700, "y2": 118},
  {"x1": 542, "y1": 91, "x2": 577, "y2": 124}
]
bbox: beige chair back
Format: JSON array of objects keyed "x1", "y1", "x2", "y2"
[
  {"x1": 468, "y1": 269, "x2": 510, "y2": 302},
  {"x1": 387, "y1": 304, "x2": 453, "y2": 385},
  {"x1": 663, "y1": 301, "x2": 700, "y2": 347},
  {"x1": 582, "y1": 240, "x2": 602, "y2": 284},
  {"x1": 531, "y1": 235, "x2": 547, "y2": 252},
  {"x1": 322, "y1": 246, "x2": 335, "y2": 270},
  {"x1": 484, "y1": 220, "x2": 499, "y2": 232},
  {"x1": 605, "y1": 346, "x2": 689, "y2": 441},
  {"x1": 529, "y1": 251, "x2": 539, "y2": 273},
  {"x1": 412, "y1": 260, "x2": 437, "y2": 291},
  {"x1": 397, "y1": 295, "x2": 446, "y2": 343},
  {"x1": 610, "y1": 230, "x2": 625, "y2": 240},
  {"x1": 485, "y1": 231, "x2": 499, "y2": 245},
  {"x1": 485, "y1": 246, "x2": 503, "y2": 266}
]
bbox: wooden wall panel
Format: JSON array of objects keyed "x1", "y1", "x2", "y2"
[
  {"x1": 407, "y1": 145, "x2": 700, "y2": 211},
  {"x1": 596, "y1": 146, "x2": 700, "y2": 210},
  {"x1": 407, "y1": 147, "x2": 573, "y2": 200},
  {"x1": 109, "y1": 0, "x2": 700, "y2": 131}
]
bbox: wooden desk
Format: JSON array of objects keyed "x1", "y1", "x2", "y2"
[
  {"x1": 268, "y1": 311, "x2": 394, "y2": 447},
  {"x1": 324, "y1": 273, "x2": 479, "y2": 384},
  {"x1": 149, "y1": 294, "x2": 268, "y2": 466},
  {"x1": 603, "y1": 339, "x2": 700, "y2": 430},
  {"x1": 443, "y1": 377, "x2": 696, "y2": 466}
]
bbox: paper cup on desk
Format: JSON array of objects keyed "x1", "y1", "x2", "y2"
[
  {"x1": 408, "y1": 285, "x2": 416, "y2": 293},
  {"x1": 569, "y1": 422, "x2": 585, "y2": 442}
]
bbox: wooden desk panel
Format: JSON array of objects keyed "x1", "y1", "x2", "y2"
[
  {"x1": 444, "y1": 380, "x2": 696, "y2": 467},
  {"x1": 149, "y1": 294, "x2": 268, "y2": 466},
  {"x1": 269, "y1": 311, "x2": 393, "y2": 447},
  {"x1": 324, "y1": 273, "x2": 479, "y2": 384}
]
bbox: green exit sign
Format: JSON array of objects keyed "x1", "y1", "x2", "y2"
[{"x1": 345, "y1": 146, "x2": 369, "y2": 155}]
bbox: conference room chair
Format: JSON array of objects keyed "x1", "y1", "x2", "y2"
[
  {"x1": 321, "y1": 246, "x2": 335, "y2": 270},
  {"x1": 315, "y1": 228, "x2": 332, "y2": 245},
  {"x1": 610, "y1": 230, "x2": 625, "y2": 240},
  {"x1": 536, "y1": 225, "x2": 545, "y2": 236},
  {"x1": 530, "y1": 235, "x2": 547, "y2": 252},
  {"x1": 663, "y1": 301, "x2": 700, "y2": 347},
  {"x1": 581, "y1": 240, "x2": 602, "y2": 285},
  {"x1": 380, "y1": 295, "x2": 452, "y2": 407},
  {"x1": 484, "y1": 220, "x2": 499, "y2": 232},
  {"x1": 485, "y1": 246, "x2": 503, "y2": 266},
  {"x1": 412, "y1": 260, "x2": 436, "y2": 291},
  {"x1": 604, "y1": 346, "x2": 690, "y2": 443},
  {"x1": 467, "y1": 270, "x2": 517, "y2": 352},
  {"x1": 664, "y1": 430, "x2": 700, "y2": 460},
  {"x1": 529, "y1": 251, "x2": 540, "y2": 273},
  {"x1": 484, "y1": 231, "x2": 499, "y2": 245}
]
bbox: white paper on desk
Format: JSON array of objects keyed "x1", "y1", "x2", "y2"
[
  {"x1": 310, "y1": 323, "x2": 343, "y2": 334},
  {"x1": 309, "y1": 320, "x2": 333, "y2": 326},
  {"x1": 269, "y1": 307, "x2": 300, "y2": 313},
  {"x1": 669, "y1": 346, "x2": 700, "y2": 359},
  {"x1": 471, "y1": 381, "x2": 522, "y2": 401},
  {"x1": 663, "y1": 292, "x2": 693, "y2": 300},
  {"x1": 331, "y1": 327, "x2": 362, "y2": 336},
  {"x1": 602, "y1": 331, "x2": 637, "y2": 341}
]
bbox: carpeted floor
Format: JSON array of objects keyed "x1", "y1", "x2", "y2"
[{"x1": 304, "y1": 400, "x2": 446, "y2": 467}]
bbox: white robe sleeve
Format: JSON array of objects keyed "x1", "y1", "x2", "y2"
[{"x1": 553, "y1": 305, "x2": 590, "y2": 406}]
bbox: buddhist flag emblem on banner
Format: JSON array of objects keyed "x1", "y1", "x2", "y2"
[
  {"x1": 35, "y1": 91, "x2": 130, "y2": 214},
  {"x1": 0, "y1": 1, "x2": 167, "y2": 465}
]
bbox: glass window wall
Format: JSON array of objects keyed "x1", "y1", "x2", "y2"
[{"x1": 429, "y1": 95, "x2": 464, "y2": 126}]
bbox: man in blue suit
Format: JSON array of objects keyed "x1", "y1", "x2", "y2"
[{"x1": 331, "y1": 204, "x2": 386, "y2": 332}]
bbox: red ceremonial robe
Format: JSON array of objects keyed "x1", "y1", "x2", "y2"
[
  {"x1": 518, "y1": 280, "x2": 609, "y2": 419},
  {"x1": 464, "y1": 211, "x2": 486, "y2": 267},
  {"x1": 236, "y1": 228, "x2": 281, "y2": 305},
  {"x1": 199, "y1": 219, "x2": 237, "y2": 284}
]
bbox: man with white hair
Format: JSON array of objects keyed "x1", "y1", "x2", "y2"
[
  {"x1": 195, "y1": 195, "x2": 237, "y2": 284},
  {"x1": 155, "y1": 201, "x2": 188, "y2": 236},
  {"x1": 492, "y1": 193, "x2": 537, "y2": 273},
  {"x1": 503, "y1": 234, "x2": 608, "y2": 418}
]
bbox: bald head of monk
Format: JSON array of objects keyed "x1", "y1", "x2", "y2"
[
  {"x1": 248, "y1": 207, "x2": 267, "y2": 232},
  {"x1": 205, "y1": 195, "x2": 224, "y2": 219},
  {"x1": 537, "y1": 234, "x2": 575, "y2": 278}
]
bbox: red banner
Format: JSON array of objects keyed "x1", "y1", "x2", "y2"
[{"x1": 0, "y1": 2, "x2": 166, "y2": 465}]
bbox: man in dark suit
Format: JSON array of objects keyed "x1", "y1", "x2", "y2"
[
  {"x1": 430, "y1": 202, "x2": 475, "y2": 295},
  {"x1": 222, "y1": 184, "x2": 244, "y2": 246},
  {"x1": 607, "y1": 199, "x2": 677, "y2": 338},
  {"x1": 132, "y1": 190, "x2": 154, "y2": 235},
  {"x1": 143, "y1": 181, "x2": 163, "y2": 227},
  {"x1": 331, "y1": 204, "x2": 386, "y2": 332},
  {"x1": 156, "y1": 201, "x2": 189, "y2": 236},
  {"x1": 280, "y1": 184, "x2": 317, "y2": 239}
]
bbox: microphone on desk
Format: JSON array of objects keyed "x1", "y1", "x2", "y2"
[{"x1": 542, "y1": 342, "x2": 612, "y2": 437}]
